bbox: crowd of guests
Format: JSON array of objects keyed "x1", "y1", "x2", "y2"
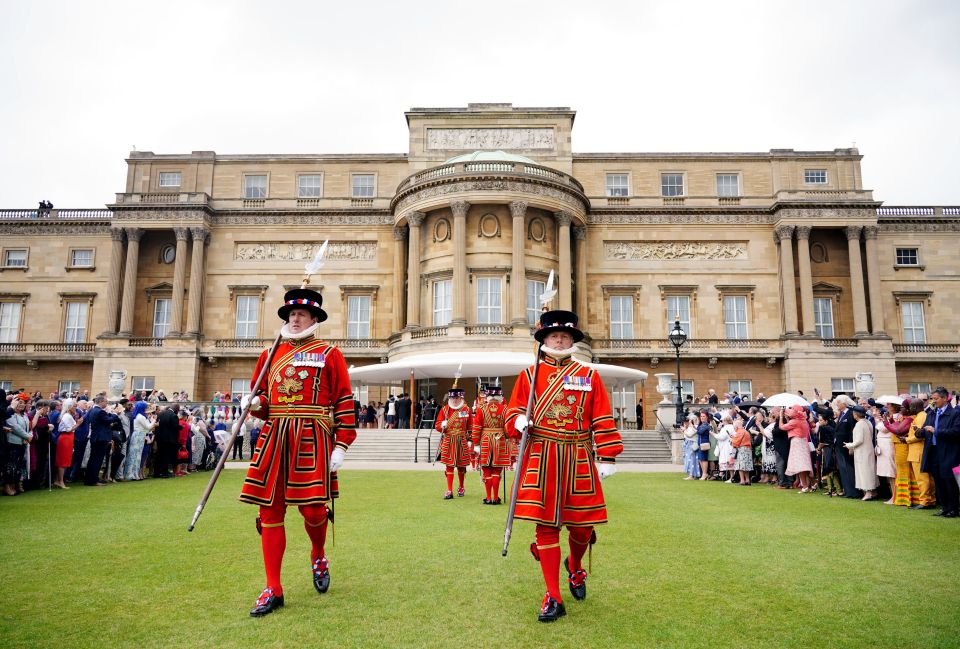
[
  {"x1": 0, "y1": 387, "x2": 264, "y2": 496},
  {"x1": 354, "y1": 393, "x2": 439, "y2": 429},
  {"x1": 680, "y1": 386, "x2": 960, "y2": 518}
]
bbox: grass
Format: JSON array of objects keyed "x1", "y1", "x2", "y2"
[{"x1": 2, "y1": 470, "x2": 959, "y2": 649}]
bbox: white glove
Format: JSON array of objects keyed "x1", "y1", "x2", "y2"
[
  {"x1": 514, "y1": 415, "x2": 529, "y2": 434},
  {"x1": 441, "y1": 420, "x2": 448, "y2": 430},
  {"x1": 329, "y1": 447, "x2": 346, "y2": 472},
  {"x1": 474, "y1": 444, "x2": 481, "y2": 455},
  {"x1": 597, "y1": 463, "x2": 617, "y2": 481},
  {"x1": 241, "y1": 394, "x2": 262, "y2": 410}
]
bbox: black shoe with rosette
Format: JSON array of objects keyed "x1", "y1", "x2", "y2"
[
  {"x1": 312, "y1": 557, "x2": 331, "y2": 594},
  {"x1": 250, "y1": 587, "x2": 284, "y2": 617},
  {"x1": 537, "y1": 593, "x2": 566, "y2": 622},
  {"x1": 564, "y1": 557, "x2": 587, "y2": 601}
]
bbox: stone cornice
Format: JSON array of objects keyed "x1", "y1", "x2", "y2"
[
  {"x1": 213, "y1": 213, "x2": 393, "y2": 226},
  {"x1": 392, "y1": 175, "x2": 588, "y2": 217},
  {"x1": 878, "y1": 220, "x2": 960, "y2": 232},
  {"x1": 0, "y1": 223, "x2": 111, "y2": 236}
]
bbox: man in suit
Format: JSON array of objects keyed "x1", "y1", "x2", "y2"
[
  {"x1": 397, "y1": 393, "x2": 412, "y2": 429},
  {"x1": 832, "y1": 395, "x2": 860, "y2": 499},
  {"x1": 84, "y1": 396, "x2": 122, "y2": 486},
  {"x1": 917, "y1": 387, "x2": 960, "y2": 518},
  {"x1": 154, "y1": 405, "x2": 180, "y2": 478}
]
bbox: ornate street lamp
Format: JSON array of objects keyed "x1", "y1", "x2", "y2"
[{"x1": 668, "y1": 317, "x2": 687, "y2": 427}]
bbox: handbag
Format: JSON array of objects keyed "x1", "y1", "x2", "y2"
[
  {"x1": 808, "y1": 441, "x2": 816, "y2": 452},
  {"x1": 699, "y1": 442, "x2": 711, "y2": 451},
  {"x1": 177, "y1": 446, "x2": 189, "y2": 461}
]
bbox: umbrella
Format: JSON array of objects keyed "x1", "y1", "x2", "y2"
[
  {"x1": 761, "y1": 392, "x2": 810, "y2": 408},
  {"x1": 875, "y1": 395, "x2": 902, "y2": 405}
]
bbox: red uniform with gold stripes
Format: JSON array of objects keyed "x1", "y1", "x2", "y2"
[
  {"x1": 435, "y1": 402, "x2": 472, "y2": 468},
  {"x1": 472, "y1": 400, "x2": 511, "y2": 468},
  {"x1": 240, "y1": 337, "x2": 356, "y2": 506},
  {"x1": 504, "y1": 354, "x2": 622, "y2": 527}
]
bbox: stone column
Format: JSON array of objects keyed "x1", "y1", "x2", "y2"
[
  {"x1": 168, "y1": 227, "x2": 190, "y2": 336},
  {"x1": 405, "y1": 212, "x2": 425, "y2": 329},
  {"x1": 573, "y1": 225, "x2": 588, "y2": 321},
  {"x1": 450, "y1": 201, "x2": 469, "y2": 325},
  {"x1": 555, "y1": 211, "x2": 573, "y2": 310},
  {"x1": 795, "y1": 226, "x2": 815, "y2": 335},
  {"x1": 510, "y1": 201, "x2": 528, "y2": 325},
  {"x1": 117, "y1": 227, "x2": 143, "y2": 336},
  {"x1": 863, "y1": 225, "x2": 885, "y2": 335},
  {"x1": 185, "y1": 227, "x2": 209, "y2": 337},
  {"x1": 774, "y1": 225, "x2": 799, "y2": 336},
  {"x1": 392, "y1": 225, "x2": 408, "y2": 333},
  {"x1": 101, "y1": 228, "x2": 126, "y2": 335},
  {"x1": 845, "y1": 225, "x2": 869, "y2": 336}
]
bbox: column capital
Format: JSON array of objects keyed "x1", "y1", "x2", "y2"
[
  {"x1": 509, "y1": 201, "x2": 528, "y2": 219},
  {"x1": 110, "y1": 228, "x2": 126, "y2": 242},
  {"x1": 795, "y1": 225, "x2": 813, "y2": 240},
  {"x1": 450, "y1": 201, "x2": 470, "y2": 219},
  {"x1": 773, "y1": 224, "x2": 795, "y2": 243},
  {"x1": 844, "y1": 225, "x2": 863, "y2": 241},
  {"x1": 572, "y1": 225, "x2": 587, "y2": 241},
  {"x1": 863, "y1": 225, "x2": 879, "y2": 240},
  {"x1": 406, "y1": 211, "x2": 425, "y2": 227},
  {"x1": 174, "y1": 227, "x2": 190, "y2": 241},
  {"x1": 554, "y1": 210, "x2": 573, "y2": 227},
  {"x1": 190, "y1": 226, "x2": 210, "y2": 243},
  {"x1": 124, "y1": 227, "x2": 144, "y2": 242},
  {"x1": 393, "y1": 225, "x2": 408, "y2": 241}
]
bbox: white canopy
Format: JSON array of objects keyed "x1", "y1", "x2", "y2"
[{"x1": 348, "y1": 351, "x2": 647, "y2": 388}]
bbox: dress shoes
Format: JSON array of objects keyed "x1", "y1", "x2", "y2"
[
  {"x1": 491, "y1": 498, "x2": 502, "y2": 505},
  {"x1": 443, "y1": 491, "x2": 453, "y2": 500},
  {"x1": 538, "y1": 594, "x2": 566, "y2": 622},
  {"x1": 250, "y1": 588, "x2": 284, "y2": 617},
  {"x1": 564, "y1": 557, "x2": 587, "y2": 601},
  {"x1": 933, "y1": 510, "x2": 948, "y2": 517},
  {"x1": 943, "y1": 511, "x2": 959, "y2": 518},
  {"x1": 312, "y1": 557, "x2": 330, "y2": 594},
  {"x1": 457, "y1": 486, "x2": 465, "y2": 497},
  {"x1": 482, "y1": 499, "x2": 491, "y2": 505}
]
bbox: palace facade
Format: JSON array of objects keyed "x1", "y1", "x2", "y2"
[{"x1": 1, "y1": 103, "x2": 958, "y2": 427}]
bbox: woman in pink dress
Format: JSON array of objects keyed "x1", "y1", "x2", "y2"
[{"x1": 781, "y1": 405, "x2": 813, "y2": 492}]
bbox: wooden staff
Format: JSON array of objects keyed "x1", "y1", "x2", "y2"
[{"x1": 188, "y1": 240, "x2": 329, "y2": 532}]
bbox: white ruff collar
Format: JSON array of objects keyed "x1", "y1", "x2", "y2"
[
  {"x1": 280, "y1": 321, "x2": 321, "y2": 340},
  {"x1": 541, "y1": 345, "x2": 575, "y2": 360}
]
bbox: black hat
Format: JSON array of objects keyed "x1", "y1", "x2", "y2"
[
  {"x1": 486, "y1": 385, "x2": 503, "y2": 396},
  {"x1": 278, "y1": 288, "x2": 327, "y2": 323},
  {"x1": 534, "y1": 309, "x2": 584, "y2": 344},
  {"x1": 849, "y1": 405, "x2": 867, "y2": 416},
  {"x1": 447, "y1": 387, "x2": 465, "y2": 398}
]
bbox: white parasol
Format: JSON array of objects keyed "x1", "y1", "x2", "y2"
[{"x1": 761, "y1": 392, "x2": 810, "y2": 408}]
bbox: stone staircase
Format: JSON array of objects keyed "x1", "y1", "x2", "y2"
[{"x1": 344, "y1": 428, "x2": 673, "y2": 464}]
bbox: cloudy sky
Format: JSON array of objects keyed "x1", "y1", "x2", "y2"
[{"x1": 1, "y1": 0, "x2": 957, "y2": 208}]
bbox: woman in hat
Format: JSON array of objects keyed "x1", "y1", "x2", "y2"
[
  {"x1": 435, "y1": 381, "x2": 473, "y2": 499},
  {"x1": 844, "y1": 405, "x2": 879, "y2": 501},
  {"x1": 505, "y1": 309, "x2": 622, "y2": 622},
  {"x1": 471, "y1": 383, "x2": 510, "y2": 503},
  {"x1": 239, "y1": 287, "x2": 356, "y2": 618},
  {"x1": 123, "y1": 401, "x2": 155, "y2": 481}
]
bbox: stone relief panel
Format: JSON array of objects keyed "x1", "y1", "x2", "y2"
[
  {"x1": 426, "y1": 128, "x2": 555, "y2": 150},
  {"x1": 214, "y1": 214, "x2": 392, "y2": 226},
  {"x1": 605, "y1": 241, "x2": 749, "y2": 261},
  {"x1": 235, "y1": 241, "x2": 376, "y2": 262},
  {"x1": 478, "y1": 213, "x2": 500, "y2": 238}
]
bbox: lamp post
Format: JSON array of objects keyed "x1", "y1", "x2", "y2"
[{"x1": 668, "y1": 317, "x2": 687, "y2": 427}]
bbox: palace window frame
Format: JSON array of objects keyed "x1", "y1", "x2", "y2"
[
  {"x1": 68, "y1": 248, "x2": 95, "y2": 269},
  {"x1": 158, "y1": 171, "x2": 182, "y2": 188},
  {"x1": 227, "y1": 285, "x2": 267, "y2": 340},
  {"x1": 716, "y1": 173, "x2": 740, "y2": 197},
  {"x1": 894, "y1": 247, "x2": 921, "y2": 268},
  {"x1": 339, "y1": 285, "x2": 378, "y2": 339},
  {"x1": 605, "y1": 173, "x2": 630, "y2": 197},
  {"x1": 526, "y1": 278, "x2": 545, "y2": 325},
  {"x1": 900, "y1": 300, "x2": 926, "y2": 344},
  {"x1": 230, "y1": 378, "x2": 252, "y2": 402},
  {"x1": 717, "y1": 285, "x2": 754, "y2": 341},
  {"x1": 831, "y1": 377, "x2": 855, "y2": 396},
  {"x1": 476, "y1": 276, "x2": 503, "y2": 324},
  {"x1": 63, "y1": 300, "x2": 90, "y2": 343},
  {"x1": 243, "y1": 174, "x2": 269, "y2": 199},
  {"x1": 813, "y1": 296, "x2": 835, "y2": 339},
  {"x1": 0, "y1": 300, "x2": 23, "y2": 343},
  {"x1": 58, "y1": 380, "x2": 81, "y2": 395},
  {"x1": 804, "y1": 169, "x2": 828, "y2": 184},
  {"x1": 2, "y1": 248, "x2": 28, "y2": 269},
  {"x1": 908, "y1": 382, "x2": 932, "y2": 397},
  {"x1": 152, "y1": 298, "x2": 172, "y2": 338},
  {"x1": 728, "y1": 380, "x2": 753, "y2": 401},
  {"x1": 351, "y1": 173, "x2": 376, "y2": 199},
  {"x1": 660, "y1": 172, "x2": 685, "y2": 197},
  {"x1": 297, "y1": 174, "x2": 323, "y2": 198},
  {"x1": 130, "y1": 376, "x2": 155, "y2": 393},
  {"x1": 609, "y1": 295, "x2": 634, "y2": 339},
  {"x1": 432, "y1": 278, "x2": 452, "y2": 327}
]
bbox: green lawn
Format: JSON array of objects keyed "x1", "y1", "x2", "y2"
[{"x1": 2, "y1": 470, "x2": 959, "y2": 649}]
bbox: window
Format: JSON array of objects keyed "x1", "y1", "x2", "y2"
[
  {"x1": 908, "y1": 382, "x2": 932, "y2": 397},
  {"x1": 70, "y1": 249, "x2": 94, "y2": 267},
  {"x1": 0, "y1": 302, "x2": 21, "y2": 343},
  {"x1": 661, "y1": 173, "x2": 684, "y2": 197},
  {"x1": 3, "y1": 249, "x2": 27, "y2": 267},
  {"x1": 244, "y1": 174, "x2": 268, "y2": 199},
  {"x1": 58, "y1": 380, "x2": 81, "y2": 395},
  {"x1": 895, "y1": 248, "x2": 919, "y2": 266},
  {"x1": 526, "y1": 279, "x2": 545, "y2": 325},
  {"x1": 804, "y1": 169, "x2": 827, "y2": 184},
  {"x1": 131, "y1": 376, "x2": 155, "y2": 392},
  {"x1": 670, "y1": 379, "x2": 695, "y2": 403},
  {"x1": 351, "y1": 174, "x2": 375, "y2": 198},
  {"x1": 610, "y1": 295, "x2": 634, "y2": 339},
  {"x1": 159, "y1": 172, "x2": 182, "y2": 187},
  {"x1": 665, "y1": 295, "x2": 691, "y2": 337},
  {"x1": 298, "y1": 174, "x2": 322, "y2": 198},
  {"x1": 605, "y1": 173, "x2": 629, "y2": 197},
  {"x1": 0, "y1": 380, "x2": 11, "y2": 391},
  {"x1": 231, "y1": 378, "x2": 252, "y2": 401},
  {"x1": 814, "y1": 297, "x2": 835, "y2": 338},
  {"x1": 152, "y1": 298, "x2": 172, "y2": 338},
  {"x1": 831, "y1": 377, "x2": 855, "y2": 395},
  {"x1": 477, "y1": 277, "x2": 502, "y2": 324},
  {"x1": 235, "y1": 295, "x2": 260, "y2": 339},
  {"x1": 901, "y1": 301, "x2": 926, "y2": 344},
  {"x1": 160, "y1": 245, "x2": 176, "y2": 264},
  {"x1": 728, "y1": 380, "x2": 753, "y2": 401},
  {"x1": 347, "y1": 295, "x2": 371, "y2": 338},
  {"x1": 64, "y1": 301, "x2": 88, "y2": 343},
  {"x1": 716, "y1": 174, "x2": 740, "y2": 197},
  {"x1": 723, "y1": 295, "x2": 748, "y2": 339},
  {"x1": 418, "y1": 378, "x2": 438, "y2": 402},
  {"x1": 433, "y1": 280, "x2": 451, "y2": 326}
]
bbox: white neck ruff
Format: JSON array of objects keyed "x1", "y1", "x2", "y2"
[
  {"x1": 280, "y1": 321, "x2": 321, "y2": 340},
  {"x1": 541, "y1": 345, "x2": 575, "y2": 360}
]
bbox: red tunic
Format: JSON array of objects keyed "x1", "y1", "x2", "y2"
[
  {"x1": 471, "y1": 399, "x2": 511, "y2": 468},
  {"x1": 239, "y1": 336, "x2": 356, "y2": 506},
  {"x1": 435, "y1": 402, "x2": 472, "y2": 467},
  {"x1": 504, "y1": 354, "x2": 622, "y2": 528}
]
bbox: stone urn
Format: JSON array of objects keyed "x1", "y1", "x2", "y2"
[
  {"x1": 855, "y1": 372, "x2": 875, "y2": 400},
  {"x1": 654, "y1": 373, "x2": 675, "y2": 404},
  {"x1": 107, "y1": 369, "x2": 127, "y2": 402}
]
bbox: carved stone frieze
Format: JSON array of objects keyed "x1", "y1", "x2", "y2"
[
  {"x1": 426, "y1": 127, "x2": 555, "y2": 150},
  {"x1": 213, "y1": 213, "x2": 392, "y2": 226},
  {"x1": 395, "y1": 180, "x2": 586, "y2": 214},
  {"x1": 235, "y1": 241, "x2": 376, "y2": 262},
  {"x1": 605, "y1": 241, "x2": 748, "y2": 261},
  {"x1": 0, "y1": 223, "x2": 111, "y2": 236},
  {"x1": 879, "y1": 221, "x2": 960, "y2": 232},
  {"x1": 587, "y1": 213, "x2": 777, "y2": 225},
  {"x1": 112, "y1": 209, "x2": 208, "y2": 221},
  {"x1": 774, "y1": 207, "x2": 878, "y2": 220}
]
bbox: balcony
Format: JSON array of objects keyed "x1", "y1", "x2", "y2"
[
  {"x1": 591, "y1": 338, "x2": 785, "y2": 360},
  {"x1": 113, "y1": 192, "x2": 209, "y2": 206},
  {"x1": 0, "y1": 342, "x2": 96, "y2": 361},
  {"x1": 0, "y1": 209, "x2": 113, "y2": 221},
  {"x1": 207, "y1": 337, "x2": 389, "y2": 358},
  {"x1": 893, "y1": 342, "x2": 960, "y2": 363}
]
